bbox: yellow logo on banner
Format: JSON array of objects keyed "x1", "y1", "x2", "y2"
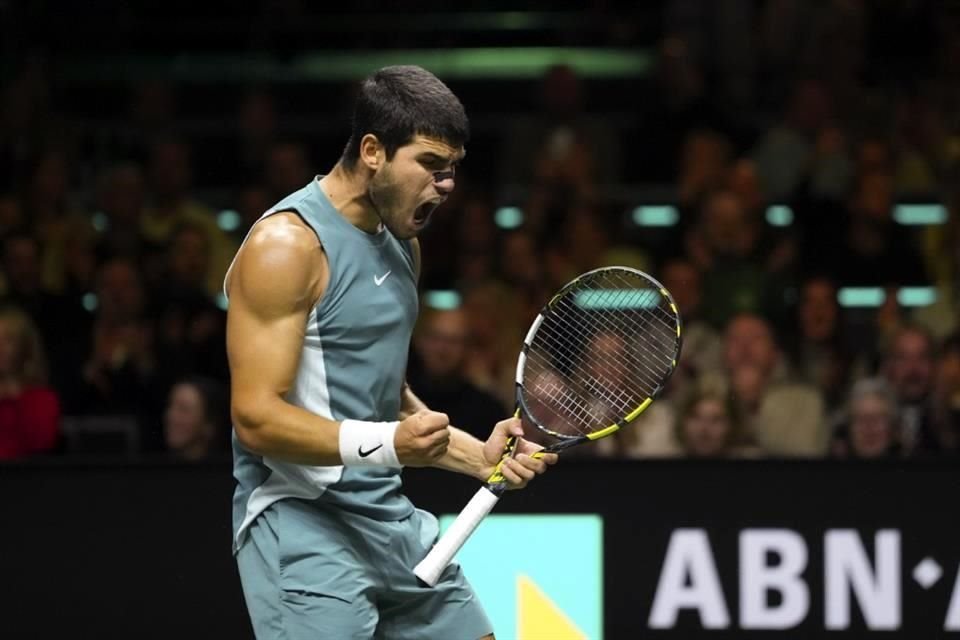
[{"x1": 517, "y1": 575, "x2": 588, "y2": 640}]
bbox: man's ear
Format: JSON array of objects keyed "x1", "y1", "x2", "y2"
[{"x1": 359, "y1": 134, "x2": 383, "y2": 171}]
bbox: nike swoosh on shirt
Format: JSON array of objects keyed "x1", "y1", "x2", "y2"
[{"x1": 374, "y1": 271, "x2": 392, "y2": 286}]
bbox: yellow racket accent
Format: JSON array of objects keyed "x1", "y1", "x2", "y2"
[
  {"x1": 586, "y1": 424, "x2": 620, "y2": 441},
  {"x1": 625, "y1": 397, "x2": 653, "y2": 422}
]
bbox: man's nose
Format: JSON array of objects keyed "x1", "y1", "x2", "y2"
[{"x1": 433, "y1": 170, "x2": 455, "y2": 194}]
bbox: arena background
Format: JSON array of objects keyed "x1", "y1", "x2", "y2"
[{"x1": 2, "y1": 2, "x2": 959, "y2": 639}]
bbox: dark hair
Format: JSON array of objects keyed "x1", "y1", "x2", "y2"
[
  {"x1": 176, "y1": 376, "x2": 229, "y2": 435},
  {"x1": 341, "y1": 65, "x2": 469, "y2": 166}
]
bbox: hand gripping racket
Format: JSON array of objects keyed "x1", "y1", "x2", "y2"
[{"x1": 414, "y1": 266, "x2": 683, "y2": 586}]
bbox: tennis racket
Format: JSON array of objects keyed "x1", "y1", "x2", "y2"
[{"x1": 414, "y1": 265, "x2": 683, "y2": 586}]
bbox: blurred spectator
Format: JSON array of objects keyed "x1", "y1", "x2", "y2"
[
  {"x1": 0, "y1": 191, "x2": 24, "y2": 241},
  {"x1": 881, "y1": 324, "x2": 947, "y2": 456},
  {"x1": 153, "y1": 222, "x2": 229, "y2": 386},
  {"x1": 498, "y1": 229, "x2": 550, "y2": 327},
  {"x1": 460, "y1": 281, "x2": 524, "y2": 408},
  {"x1": 818, "y1": 169, "x2": 928, "y2": 287},
  {"x1": 705, "y1": 312, "x2": 827, "y2": 456},
  {"x1": 915, "y1": 188, "x2": 960, "y2": 340},
  {"x1": 758, "y1": 0, "x2": 866, "y2": 112},
  {"x1": 750, "y1": 79, "x2": 833, "y2": 201},
  {"x1": 831, "y1": 378, "x2": 900, "y2": 459},
  {"x1": 0, "y1": 56, "x2": 52, "y2": 173},
  {"x1": 94, "y1": 162, "x2": 148, "y2": 261},
  {"x1": 675, "y1": 380, "x2": 751, "y2": 459},
  {"x1": 658, "y1": 257, "x2": 721, "y2": 401},
  {"x1": 75, "y1": 258, "x2": 162, "y2": 448},
  {"x1": 500, "y1": 64, "x2": 618, "y2": 197},
  {"x1": 582, "y1": 330, "x2": 679, "y2": 459},
  {"x1": 234, "y1": 182, "x2": 272, "y2": 238},
  {"x1": 163, "y1": 377, "x2": 229, "y2": 461},
  {"x1": 20, "y1": 147, "x2": 95, "y2": 293},
  {"x1": 264, "y1": 140, "x2": 312, "y2": 201},
  {"x1": 452, "y1": 196, "x2": 499, "y2": 291},
  {"x1": 123, "y1": 80, "x2": 178, "y2": 157},
  {"x1": 408, "y1": 306, "x2": 506, "y2": 441},
  {"x1": 0, "y1": 306, "x2": 60, "y2": 460},
  {"x1": 686, "y1": 189, "x2": 790, "y2": 328},
  {"x1": 561, "y1": 203, "x2": 650, "y2": 276},
  {"x1": 891, "y1": 91, "x2": 943, "y2": 195},
  {"x1": 234, "y1": 89, "x2": 278, "y2": 181},
  {"x1": 631, "y1": 35, "x2": 722, "y2": 183},
  {"x1": 931, "y1": 332, "x2": 960, "y2": 453},
  {"x1": 786, "y1": 275, "x2": 860, "y2": 411},
  {"x1": 677, "y1": 130, "x2": 733, "y2": 213},
  {"x1": 0, "y1": 233, "x2": 90, "y2": 397},
  {"x1": 142, "y1": 137, "x2": 237, "y2": 296}
]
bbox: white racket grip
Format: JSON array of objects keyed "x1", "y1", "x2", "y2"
[{"x1": 414, "y1": 486, "x2": 501, "y2": 587}]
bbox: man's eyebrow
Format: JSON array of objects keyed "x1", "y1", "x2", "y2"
[{"x1": 417, "y1": 151, "x2": 465, "y2": 164}]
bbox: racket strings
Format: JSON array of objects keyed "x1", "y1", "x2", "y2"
[
  {"x1": 555, "y1": 281, "x2": 678, "y2": 368},
  {"x1": 521, "y1": 273, "x2": 680, "y2": 437},
  {"x1": 541, "y1": 284, "x2": 672, "y2": 387},
  {"x1": 545, "y1": 286, "x2": 675, "y2": 391},
  {"x1": 556, "y1": 279, "x2": 680, "y2": 364},
  {"x1": 546, "y1": 296, "x2": 675, "y2": 392}
]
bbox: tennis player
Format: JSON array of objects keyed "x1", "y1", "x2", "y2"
[{"x1": 225, "y1": 65, "x2": 557, "y2": 639}]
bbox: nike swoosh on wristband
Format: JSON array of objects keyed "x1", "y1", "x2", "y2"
[
  {"x1": 374, "y1": 271, "x2": 391, "y2": 286},
  {"x1": 358, "y1": 444, "x2": 384, "y2": 458}
]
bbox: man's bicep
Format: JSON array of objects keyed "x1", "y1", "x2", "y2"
[{"x1": 227, "y1": 288, "x2": 307, "y2": 403}]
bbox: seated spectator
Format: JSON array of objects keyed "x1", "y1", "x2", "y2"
[
  {"x1": 460, "y1": 281, "x2": 525, "y2": 408},
  {"x1": 786, "y1": 275, "x2": 861, "y2": 411},
  {"x1": 153, "y1": 222, "x2": 229, "y2": 386},
  {"x1": 75, "y1": 258, "x2": 162, "y2": 449},
  {"x1": 932, "y1": 333, "x2": 960, "y2": 453},
  {"x1": 93, "y1": 162, "x2": 148, "y2": 262},
  {"x1": 675, "y1": 381, "x2": 753, "y2": 458},
  {"x1": 831, "y1": 378, "x2": 900, "y2": 459},
  {"x1": 818, "y1": 169, "x2": 928, "y2": 287},
  {"x1": 658, "y1": 257, "x2": 722, "y2": 401},
  {"x1": 263, "y1": 140, "x2": 312, "y2": 202},
  {"x1": 882, "y1": 324, "x2": 948, "y2": 455},
  {"x1": 0, "y1": 233, "x2": 91, "y2": 399},
  {"x1": 685, "y1": 188, "x2": 790, "y2": 328},
  {"x1": 408, "y1": 306, "x2": 506, "y2": 441},
  {"x1": 703, "y1": 312, "x2": 827, "y2": 456},
  {"x1": 0, "y1": 306, "x2": 60, "y2": 459},
  {"x1": 141, "y1": 137, "x2": 237, "y2": 296},
  {"x1": 163, "y1": 377, "x2": 228, "y2": 461}
]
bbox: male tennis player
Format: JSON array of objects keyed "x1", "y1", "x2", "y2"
[{"x1": 225, "y1": 65, "x2": 557, "y2": 639}]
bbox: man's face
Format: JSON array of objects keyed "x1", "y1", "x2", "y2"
[
  {"x1": 885, "y1": 330, "x2": 934, "y2": 403},
  {"x1": 368, "y1": 135, "x2": 464, "y2": 240},
  {"x1": 723, "y1": 315, "x2": 778, "y2": 378},
  {"x1": 799, "y1": 280, "x2": 837, "y2": 342},
  {"x1": 415, "y1": 309, "x2": 469, "y2": 378}
]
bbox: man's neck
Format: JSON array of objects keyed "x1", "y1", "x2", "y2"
[{"x1": 318, "y1": 164, "x2": 381, "y2": 233}]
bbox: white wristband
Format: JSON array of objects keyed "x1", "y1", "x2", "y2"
[{"x1": 339, "y1": 420, "x2": 402, "y2": 468}]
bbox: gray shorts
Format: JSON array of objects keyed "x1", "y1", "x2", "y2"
[{"x1": 236, "y1": 499, "x2": 493, "y2": 640}]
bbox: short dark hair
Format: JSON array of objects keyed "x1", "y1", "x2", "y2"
[{"x1": 341, "y1": 65, "x2": 469, "y2": 166}]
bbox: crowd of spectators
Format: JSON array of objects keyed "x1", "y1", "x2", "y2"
[{"x1": 1, "y1": 2, "x2": 958, "y2": 461}]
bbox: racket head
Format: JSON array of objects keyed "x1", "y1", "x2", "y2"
[{"x1": 515, "y1": 266, "x2": 682, "y2": 449}]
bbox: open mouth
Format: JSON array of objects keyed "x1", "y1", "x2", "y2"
[{"x1": 414, "y1": 202, "x2": 440, "y2": 225}]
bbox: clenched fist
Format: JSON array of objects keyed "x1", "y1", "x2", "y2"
[{"x1": 395, "y1": 410, "x2": 451, "y2": 466}]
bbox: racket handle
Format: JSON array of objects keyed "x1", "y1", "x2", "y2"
[{"x1": 414, "y1": 486, "x2": 501, "y2": 587}]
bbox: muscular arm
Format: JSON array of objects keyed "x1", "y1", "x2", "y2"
[{"x1": 227, "y1": 213, "x2": 345, "y2": 465}]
